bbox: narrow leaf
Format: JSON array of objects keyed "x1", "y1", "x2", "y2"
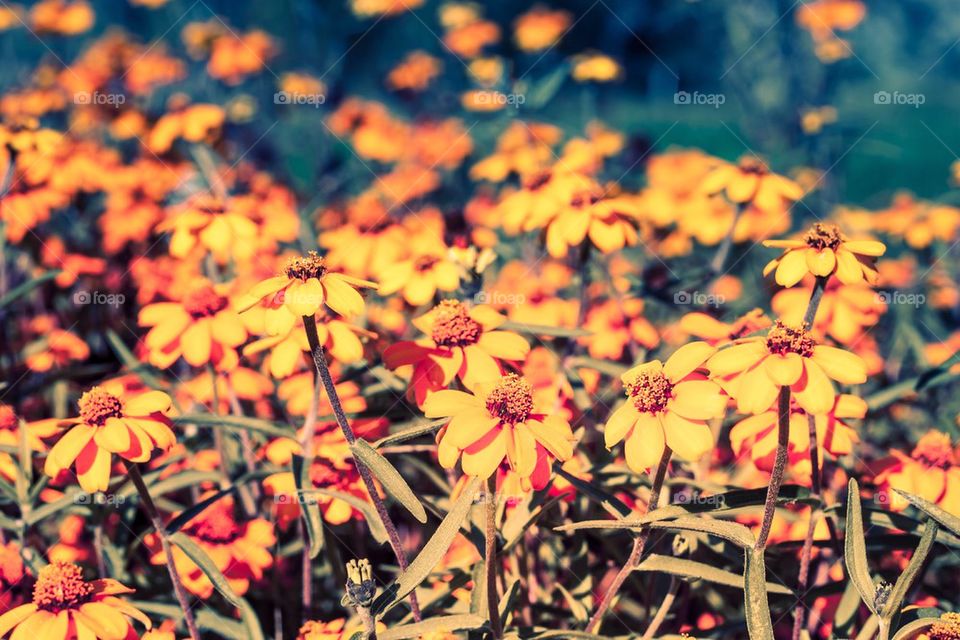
[
  {"x1": 891, "y1": 617, "x2": 945, "y2": 640},
  {"x1": 637, "y1": 553, "x2": 792, "y2": 595},
  {"x1": 894, "y1": 488, "x2": 960, "y2": 538},
  {"x1": 373, "y1": 419, "x2": 447, "y2": 449},
  {"x1": 0, "y1": 270, "x2": 59, "y2": 309},
  {"x1": 845, "y1": 478, "x2": 879, "y2": 615},
  {"x1": 172, "y1": 413, "x2": 296, "y2": 438},
  {"x1": 744, "y1": 548, "x2": 775, "y2": 640},
  {"x1": 647, "y1": 516, "x2": 755, "y2": 549},
  {"x1": 293, "y1": 454, "x2": 324, "y2": 558},
  {"x1": 882, "y1": 518, "x2": 939, "y2": 624},
  {"x1": 498, "y1": 320, "x2": 590, "y2": 338},
  {"x1": 352, "y1": 438, "x2": 427, "y2": 523},
  {"x1": 379, "y1": 614, "x2": 486, "y2": 639},
  {"x1": 169, "y1": 532, "x2": 243, "y2": 607}
]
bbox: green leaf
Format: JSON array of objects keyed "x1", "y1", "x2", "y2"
[
  {"x1": 648, "y1": 516, "x2": 754, "y2": 548},
  {"x1": 172, "y1": 413, "x2": 296, "y2": 438},
  {"x1": 307, "y1": 487, "x2": 388, "y2": 543},
  {"x1": 882, "y1": 518, "x2": 938, "y2": 625},
  {"x1": 0, "y1": 270, "x2": 59, "y2": 309},
  {"x1": 117, "y1": 470, "x2": 223, "y2": 500},
  {"x1": 165, "y1": 486, "x2": 236, "y2": 535},
  {"x1": 891, "y1": 617, "x2": 944, "y2": 640},
  {"x1": 744, "y1": 548, "x2": 775, "y2": 640},
  {"x1": 293, "y1": 454, "x2": 324, "y2": 559},
  {"x1": 168, "y1": 532, "x2": 243, "y2": 607},
  {"x1": 521, "y1": 63, "x2": 571, "y2": 110},
  {"x1": 237, "y1": 597, "x2": 266, "y2": 640},
  {"x1": 372, "y1": 476, "x2": 481, "y2": 615},
  {"x1": 636, "y1": 553, "x2": 792, "y2": 595},
  {"x1": 498, "y1": 320, "x2": 590, "y2": 338},
  {"x1": 894, "y1": 488, "x2": 960, "y2": 538},
  {"x1": 556, "y1": 582, "x2": 589, "y2": 622},
  {"x1": 351, "y1": 438, "x2": 427, "y2": 523},
  {"x1": 553, "y1": 464, "x2": 631, "y2": 518},
  {"x1": 373, "y1": 419, "x2": 446, "y2": 448},
  {"x1": 845, "y1": 478, "x2": 879, "y2": 615},
  {"x1": 379, "y1": 614, "x2": 486, "y2": 639}
]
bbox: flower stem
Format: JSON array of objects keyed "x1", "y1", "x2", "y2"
[
  {"x1": 124, "y1": 461, "x2": 201, "y2": 640},
  {"x1": 586, "y1": 446, "x2": 672, "y2": 633},
  {"x1": 803, "y1": 275, "x2": 829, "y2": 328},
  {"x1": 640, "y1": 576, "x2": 680, "y2": 640},
  {"x1": 301, "y1": 315, "x2": 421, "y2": 621},
  {"x1": 755, "y1": 386, "x2": 791, "y2": 551},
  {"x1": 709, "y1": 202, "x2": 746, "y2": 275},
  {"x1": 484, "y1": 476, "x2": 503, "y2": 639}
]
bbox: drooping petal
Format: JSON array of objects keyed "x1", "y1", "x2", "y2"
[
  {"x1": 663, "y1": 341, "x2": 717, "y2": 382},
  {"x1": 811, "y1": 346, "x2": 867, "y2": 384},
  {"x1": 322, "y1": 274, "x2": 365, "y2": 318},
  {"x1": 669, "y1": 380, "x2": 727, "y2": 419},
  {"x1": 603, "y1": 402, "x2": 639, "y2": 448},
  {"x1": 422, "y1": 389, "x2": 483, "y2": 417},
  {"x1": 662, "y1": 412, "x2": 714, "y2": 462},
  {"x1": 623, "y1": 414, "x2": 665, "y2": 472}
]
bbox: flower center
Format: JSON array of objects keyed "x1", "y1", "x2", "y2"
[
  {"x1": 33, "y1": 562, "x2": 94, "y2": 612},
  {"x1": 929, "y1": 613, "x2": 960, "y2": 640},
  {"x1": 0, "y1": 404, "x2": 17, "y2": 431},
  {"x1": 803, "y1": 223, "x2": 843, "y2": 251},
  {"x1": 737, "y1": 156, "x2": 769, "y2": 175},
  {"x1": 624, "y1": 369, "x2": 674, "y2": 414},
  {"x1": 182, "y1": 284, "x2": 228, "y2": 318},
  {"x1": 78, "y1": 387, "x2": 124, "y2": 427},
  {"x1": 430, "y1": 300, "x2": 483, "y2": 348},
  {"x1": 284, "y1": 251, "x2": 327, "y2": 281},
  {"x1": 414, "y1": 255, "x2": 440, "y2": 272},
  {"x1": 485, "y1": 374, "x2": 534, "y2": 424},
  {"x1": 912, "y1": 432, "x2": 957, "y2": 469},
  {"x1": 570, "y1": 189, "x2": 602, "y2": 208},
  {"x1": 185, "y1": 503, "x2": 242, "y2": 544},
  {"x1": 524, "y1": 171, "x2": 552, "y2": 191},
  {"x1": 765, "y1": 322, "x2": 815, "y2": 358}
]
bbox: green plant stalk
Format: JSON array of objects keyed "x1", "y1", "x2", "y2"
[
  {"x1": 755, "y1": 386, "x2": 791, "y2": 551},
  {"x1": 709, "y1": 202, "x2": 747, "y2": 275},
  {"x1": 124, "y1": 461, "x2": 201, "y2": 640},
  {"x1": 641, "y1": 576, "x2": 679, "y2": 640},
  {"x1": 485, "y1": 476, "x2": 503, "y2": 639},
  {"x1": 302, "y1": 315, "x2": 422, "y2": 621},
  {"x1": 585, "y1": 446, "x2": 672, "y2": 633}
]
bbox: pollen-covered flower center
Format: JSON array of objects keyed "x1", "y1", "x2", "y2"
[
  {"x1": 485, "y1": 375, "x2": 534, "y2": 424},
  {"x1": 0, "y1": 404, "x2": 17, "y2": 431},
  {"x1": 570, "y1": 189, "x2": 602, "y2": 208},
  {"x1": 182, "y1": 284, "x2": 228, "y2": 317},
  {"x1": 765, "y1": 322, "x2": 815, "y2": 357},
  {"x1": 803, "y1": 223, "x2": 843, "y2": 251},
  {"x1": 929, "y1": 612, "x2": 960, "y2": 640},
  {"x1": 737, "y1": 156, "x2": 769, "y2": 175},
  {"x1": 912, "y1": 432, "x2": 957, "y2": 469},
  {"x1": 33, "y1": 562, "x2": 94, "y2": 611},
  {"x1": 186, "y1": 504, "x2": 242, "y2": 544},
  {"x1": 625, "y1": 370, "x2": 674, "y2": 413},
  {"x1": 78, "y1": 387, "x2": 124, "y2": 426},
  {"x1": 284, "y1": 251, "x2": 327, "y2": 281},
  {"x1": 430, "y1": 300, "x2": 482, "y2": 348}
]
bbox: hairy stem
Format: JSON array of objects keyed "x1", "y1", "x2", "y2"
[
  {"x1": 586, "y1": 446, "x2": 672, "y2": 633},
  {"x1": 485, "y1": 477, "x2": 503, "y2": 639},
  {"x1": 755, "y1": 386, "x2": 791, "y2": 551},
  {"x1": 124, "y1": 461, "x2": 201, "y2": 640},
  {"x1": 302, "y1": 315, "x2": 421, "y2": 620},
  {"x1": 641, "y1": 576, "x2": 680, "y2": 640}
]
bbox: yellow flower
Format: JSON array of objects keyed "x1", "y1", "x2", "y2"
[
  {"x1": 238, "y1": 251, "x2": 377, "y2": 332},
  {"x1": 571, "y1": 53, "x2": 623, "y2": 82},
  {"x1": 0, "y1": 562, "x2": 151, "y2": 639},
  {"x1": 706, "y1": 321, "x2": 866, "y2": 415},
  {"x1": 604, "y1": 342, "x2": 725, "y2": 471},
  {"x1": 763, "y1": 222, "x2": 886, "y2": 287},
  {"x1": 423, "y1": 374, "x2": 575, "y2": 484},
  {"x1": 701, "y1": 156, "x2": 804, "y2": 211},
  {"x1": 39, "y1": 386, "x2": 176, "y2": 492}
]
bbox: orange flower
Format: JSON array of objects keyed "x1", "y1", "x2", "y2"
[
  {"x1": 874, "y1": 431, "x2": 960, "y2": 515},
  {"x1": 148, "y1": 496, "x2": 275, "y2": 598},
  {"x1": 38, "y1": 385, "x2": 176, "y2": 492},
  {"x1": 377, "y1": 250, "x2": 462, "y2": 306},
  {"x1": 297, "y1": 618, "x2": 384, "y2": 639},
  {"x1": 0, "y1": 541, "x2": 24, "y2": 610},
  {"x1": 701, "y1": 156, "x2": 803, "y2": 211},
  {"x1": 29, "y1": 0, "x2": 93, "y2": 35},
  {"x1": 387, "y1": 50, "x2": 442, "y2": 91},
  {"x1": 243, "y1": 313, "x2": 367, "y2": 378},
  {"x1": 24, "y1": 327, "x2": 90, "y2": 372},
  {"x1": 160, "y1": 193, "x2": 258, "y2": 265},
  {"x1": 730, "y1": 393, "x2": 862, "y2": 478},
  {"x1": 678, "y1": 308, "x2": 772, "y2": 346},
  {"x1": 762, "y1": 222, "x2": 886, "y2": 287},
  {"x1": 513, "y1": 7, "x2": 572, "y2": 52},
  {"x1": 0, "y1": 562, "x2": 151, "y2": 638},
  {"x1": 578, "y1": 298, "x2": 659, "y2": 360},
  {"x1": 706, "y1": 321, "x2": 866, "y2": 415},
  {"x1": 383, "y1": 300, "x2": 530, "y2": 405},
  {"x1": 771, "y1": 277, "x2": 885, "y2": 344},
  {"x1": 147, "y1": 103, "x2": 224, "y2": 153},
  {"x1": 238, "y1": 252, "x2": 377, "y2": 329},
  {"x1": 604, "y1": 342, "x2": 724, "y2": 470},
  {"x1": 207, "y1": 30, "x2": 274, "y2": 84},
  {"x1": 571, "y1": 53, "x2": 623, "y2": 82},
  {"x1": 423, "y1": 374, "x2": 575, "y2": 487},
  {"x1": 138, "y1": 280, "x2": 247, "y2": 369}
]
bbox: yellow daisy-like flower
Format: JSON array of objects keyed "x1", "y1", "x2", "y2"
[
  {"x1": 604, "y1": 342, "x2": 725, "y2": 471},
  {"x1": 38, "y1": 386, "x2": 176, "y2": 493},
  {"x1": 762, "y1": 222, "x2": 886, "y2": 287},
  {"x1": 238, "y1": 251, "x2": 377, "y2": 334},
  {"x1": 706, "y1": 321, "x2": 867, "y2": 415},
  {"x1": 422, "y1": 374, "x2": 575, "y2": 485},
  {"x1": 701, "y1": 156, "x2": 804, "y2": 211},
  {"x1": 0, "y1": 561, "x2": 151, "y2": 639}
]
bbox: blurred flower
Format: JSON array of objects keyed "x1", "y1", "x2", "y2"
[
  {"x1": 874, "y1": 431, "x2": 960, "y2": 515},
  {"x1": 387, "y1": 51, "x2": 442, "y2": 91},
  {"x1": 513, "y1": 6, "x2": 572, "y2": 52},
  {"x1": 207, "y1": 30, "x2": 275, "y2": 84},
  {"x1": 772, "y1": 276, "x2": 885, "y2": 344},
  {"x1": 350, "y1": 0, "x2": 423, "y2": 17},
  {"x1": 701, "y1": 156, "x2": 803, "y2": 211},
  {"x1": 147, "y1": 102, "x2": 224, "y2": 153},
  {"x1": 604, "y1": 342, "x2": 724, "y2": 470},
  {"x1": 23, "y1": 326, "x2": 90, "y2": 373},
  {"x1": 578, "y1": 298, "x2": 659, "y2": 360},
  {"x1": 30, "y1": 0, "x2": 93, "y2": 35},
  {"x1": 763, "y1": 222, "x2": 885, "y2": 287},
  {"x1": 571, "y1": 52, "x2": 623, "y2": 82}
]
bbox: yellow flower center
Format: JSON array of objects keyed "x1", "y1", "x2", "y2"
[
  {"x1": 185, "y1": 503, "x2": 242, "y2": 544},
  {"x1": 182, "y1": 284, "x2": 228, "y2": 318},
  {"x1": 0, "y1": 404, "x2": 17, "y2": 431},
  {"x1": 78, "y1": 387, "x2": 124, "y2": 427},
  {"x1": 284, "y1": 251, "x2": 327, "y2": 281},
  {"x1": 803, "y1": 223, "x2": 843, "y2": 251},
  {"x1": 912, "y1": 432, "x2": 957, "y2": 469},
  {"x1": 765, "y1": 322, "x2": 815, "y2": 358},
  {"x1": 430, "y1": 300, "x2": 482, "y2": 348},
  {"x1": 485, "y1": 374, "x2": 534, "y2": 424},
  {"x1": 624, "y1": 369, "x2": 673, "y2": 414},
  {"x1": 929, "y1": 612, "x2": 960, "y2": 640},
  {"x1": 32, "y1": 562, "x2": 94, "y2": 611}
]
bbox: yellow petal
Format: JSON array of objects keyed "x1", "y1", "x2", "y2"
[
  {"x1": 669, "y1": 380, "x2": 727, "y2": 419},
  {"x1": 662, "y1": 412, "x2": 713, "y2": 462},
  {"x1": 763, "y1": 353, "x2": 804, "y2": 386},
  {"x1": 811, "y1": 346, "x2": 867, "y2": 384},
  {"x1": 663, "y1": 341, "x2": 717, "y2": 382},
  {"x1": 793, "y1": 360, "x2": 835, "y2": 415},
  {"x1": 774, "y1": 249, "x2": 809, "y2": 287},
  {"x1": 422, "y1": 390, "x2": 483, "y2": 418},
  {"x1": 604, "y1": 402, "x2": 638, "y2": 448},
  {"x1": 805, "y1": 249, "x2": 836, "y2": 276},
  {"x1": 322, "y1": 274, "x2": 365, "y2": 318}
]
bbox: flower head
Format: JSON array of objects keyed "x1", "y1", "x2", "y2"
[{"x1": 763, "y1": 222, "x2": 886, "y2": 287}]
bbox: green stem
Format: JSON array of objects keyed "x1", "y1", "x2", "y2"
[
  {"x1": 485, "y1": 476, "x2": 503, "y2": 639},
  {"x1": 755, "y1": 387, "x2": 791, "y2": 551}
]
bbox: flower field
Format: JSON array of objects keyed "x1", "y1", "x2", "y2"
[{"x1": 1, "y1": 0, "x2": 960, "y2": 638}]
